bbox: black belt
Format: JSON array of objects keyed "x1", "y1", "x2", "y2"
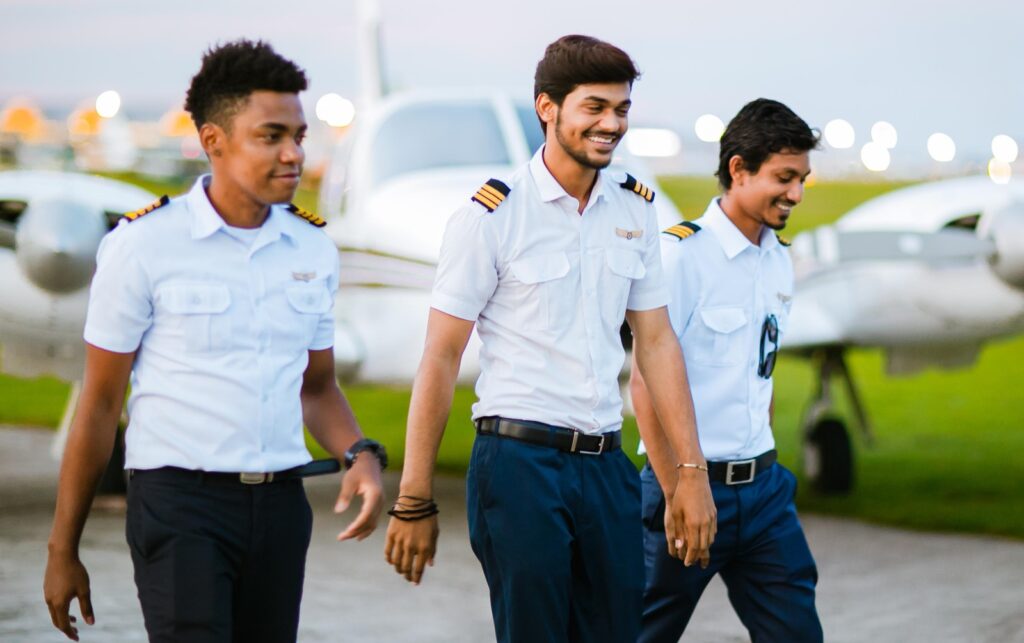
[
  {"x1": 129, "y1": 459, "x2": 341, "y2": 486},
  {"x1": 475, "y1": 417, "x2": 621, "y2": 455},
  {"x1": 706, "y1": 449, "x2": 777, "y2": 485}
]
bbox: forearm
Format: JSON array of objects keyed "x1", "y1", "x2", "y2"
[
  {"x1": 631, "y1": 364, "x2": 681, "y2": 498},
  {"x1": 398, "y1": 350, "x2": 462, "y2": 497},
  {"x1": 633, "y1": 329, "x2": 705, "y2": 468},
  {"x1": 48, "y1": 397, "x2": 123, "y2": 557},
  {"x1": 302, "y1": 385, "x2": 364, "y2": 460}
]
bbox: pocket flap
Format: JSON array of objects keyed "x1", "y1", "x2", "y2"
[
  {"x1": 605, "y1": 248, "x2": 646, "y2": 279},
  {"x1": 509, "y1": 252, "x2": 570, "y2": 284},
  {"x1": 286, "y1": 284, "x2": 331, "y2": 314},
  {"x1": 162, "y1": 283, "x2": 231, "y2": 314},
  {"x1": 699, "y1": 307, "x2": 747, "y2": 334}
]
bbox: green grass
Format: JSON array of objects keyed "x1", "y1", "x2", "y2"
[{"x1": 3, "y1": 174, "x2": 1023, "y2": 539}]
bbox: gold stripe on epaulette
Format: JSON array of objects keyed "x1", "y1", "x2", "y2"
[
  {"x1": 776, "y1": 234, "x2": 792, "y2": 247},
  {"x1": 123, "y1": 195, "x2": 170, "y2": 223},
  {"x1": 662, "y1": 221, "x2": 701, "y2": 241},
  {"x1": 287, "y1": 204, "x2": 326, "y2": 227},
  {"x1": 470, "y1": 178, "x2": 510, "y2": 213}
]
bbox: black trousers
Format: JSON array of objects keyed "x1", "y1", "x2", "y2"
[{"x1": 126, "y1": 469, "x2": 313, "y2": 643}]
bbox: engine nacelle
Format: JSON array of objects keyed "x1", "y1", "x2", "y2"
[
  {"x1": 14, "y1": 198, "x2": 107, "y2": 293},
  {"x1": 980, "y1": 201, "x2": 1024, "y2": 291}
]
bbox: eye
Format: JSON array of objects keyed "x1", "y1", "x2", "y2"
[{"x1": 295, "y1": 132, "x2": 307, "y2": 145}]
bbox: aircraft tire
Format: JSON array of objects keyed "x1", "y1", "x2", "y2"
[{"x1": 803, "y1": 417, "x2": 854, "y2": 494}]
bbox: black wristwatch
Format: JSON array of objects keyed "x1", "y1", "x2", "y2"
[{"x1": 344, "y1": 438, "x2": 388, "y2": 471}]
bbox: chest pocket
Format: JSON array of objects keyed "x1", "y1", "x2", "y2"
[
  {"x1": 284, "y1": 282, "x2": 332, "y2": 347},
  {"x1": 508, "y1": 251, "x2": 572, "y2": 331},
  {"x1": 161, "y1": 282, "x2": 232, "y2": 353},
  {"x1": 689, "y1": 306, "x2": 748, "y2": 366},
  {"x1": 602, "y1": 248, "x2": 646, "y2": 325}
]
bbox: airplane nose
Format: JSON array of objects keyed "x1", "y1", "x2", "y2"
[
  {"x1": 14, "y1": 199, "x2": 107, "y2": 293},
  {"x1": 981, "y1": 200, "x2": 1024, "y2": 290}
]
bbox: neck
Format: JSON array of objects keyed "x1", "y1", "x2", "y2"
[
  {"x1": 205, "y1": 175, "x2": 270, "y2": 229},
  {"x1": 718, "y1": 193, "x2": 763, "y2": 246},
  {"x1": 542, "y1": 143, "x2": 598, "y2": 214}
]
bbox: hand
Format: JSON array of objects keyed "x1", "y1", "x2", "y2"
[
  {"x1": 44, "y1": 551, "x2": 94, "y2": 641},
  {"x1": 668, "y1": 469, "x2": 717, "y2": 568},
  {"x1": 384, "y1": 513, "x2": 439, "y2": 585},
  {"x1": 334, "y1": 454, "x2": 384, "y2": 541}
]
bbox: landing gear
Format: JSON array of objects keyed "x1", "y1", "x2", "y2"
[{"x1": 800, "y1": 347, "x2": 871, "y2": 494}]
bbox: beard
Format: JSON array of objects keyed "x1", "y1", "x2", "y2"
[{"x1": 553, "y1": 111, "x2": 615, "y2": 170}]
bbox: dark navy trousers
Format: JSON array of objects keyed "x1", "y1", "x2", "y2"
[
  {"x1": 467, "y1": 433, "x2": 644, "y2": 643},
  {"x1": 126, "y1": 470, "x2": 313, "y2": 643},
  {"x1": 640, "y1": 462, "x2": 822, "y2": 643}
]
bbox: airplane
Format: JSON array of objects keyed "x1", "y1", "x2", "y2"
[{"x1": 784, "y1": 175, "x2": 1024, "y2": 492}]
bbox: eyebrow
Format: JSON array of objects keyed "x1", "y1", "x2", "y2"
[
  {"x1": 256, "y1": 122, "x2": 307, "y2": 133},
  {"x1": 778, "y1": 168, "x2": 812, "y2": 179},
  {"x1": 582, "y1": 96, "x2": 632, "y2": 109}
]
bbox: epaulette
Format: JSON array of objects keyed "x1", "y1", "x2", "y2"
[
  {"x1": 776, "y1": 234, "x2": 791, "y2": 247},
  {"x1": 123, "y1": 195, "x2": 170, "y2": 223},
  {"x1": 662, "y1": 221, "x2": 701, "y2": 241},
  {"x1": 619, "y1": 174, "x2": 655, "y2": 203},
  {"x1": 471, "y1": 179, "x2": 511, "y2": 213},
  {"x1": 286, "y1": 203, "x2": 326, "y2": 228}
]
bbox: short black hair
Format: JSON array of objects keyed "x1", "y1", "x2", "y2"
[
  {"x1": 716, "y1": 98, "x2": 819, "y2": 190},
  {"x1": 533, "y1": 35, "x2": 640, "y2": 133},
  {"x1": 184, "y1": 39, "x2": 308, "y2": 130}
]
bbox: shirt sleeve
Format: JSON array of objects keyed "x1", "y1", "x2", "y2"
[
  {"x1": 661, "y1": 236, "x2": 701, "y2": 339},
  {"x1": 83, "y1": 225, "x2": 153, "y2": 353},
  {"x1": 430, "y1": 205, "x2": 499, "y2": 321},
  {"x1": 309, "y1": 243, "x2": 340, "y2": 351},
  {"x1": 626, "y1": 202, "x2": 670, "y2": 311}
]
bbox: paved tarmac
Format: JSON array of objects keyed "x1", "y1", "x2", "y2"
[{"x1": 2, "y1": 425, "x2": 1022, "y2": 642}]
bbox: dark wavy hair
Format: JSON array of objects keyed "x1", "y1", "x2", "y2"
[
  {"x1": 184, "y1": 39, "x2": 308, "y2": 130},
  {"x1": 716, "y1": 98, "x2": 819, "y2": 190},
  {"x1": 533, "y1": 35, "x2": 640, "y2": 133}
]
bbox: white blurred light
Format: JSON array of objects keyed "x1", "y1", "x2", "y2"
[
  {"x1": 694, "y1": 114, "x2": 725, "y2": 142},
  {"x1": 95, "y1": 90, "x2": 121, "y2": 119},
  {"x1": 927, "y1": 133, "x2": 956, "y2": 162},
  {"x1": 988, "y1": 158, "x2": 1012, "y2": 184},
  {"x1": 991, "y1": 134, "x2": 1018, "y2": 163},
  {"x1": 870, "y1": 121, "x2": 898, "y2": 149},
  {"x1": 315, "y1": 93, "x2": 356, "y2": 127},
  {"x1": 823, "y1": 119, "x2": 855, "y2": 149},
  {"x1": 860, "y1": 142, "x2": 891, "y2": 172},
  {"x1": 625, "y1": 128, "x2": 682, "y2": 158}
]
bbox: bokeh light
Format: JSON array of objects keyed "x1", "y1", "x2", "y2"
[
  {"x1": 927, "y1": 133, "x2": 956, "y2": 162},
  {"x1": 823, "y1": 119, "x2": 855, "y2": 149}
]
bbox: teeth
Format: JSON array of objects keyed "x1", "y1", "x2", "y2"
[{"x1": 588, "y1": 135, "x2": 615, "y2": 144}]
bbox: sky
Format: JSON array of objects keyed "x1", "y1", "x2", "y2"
[{"x1": 2, "y1": 0, "x2": 1022, "y2": 176}]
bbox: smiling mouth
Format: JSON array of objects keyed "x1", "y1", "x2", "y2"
[
  {"x1": 585, "y1": 133, "x2": 619, "y2": 146},
  {"x1": 774, "y1": 200, "x2": 796, "y2": 215}
]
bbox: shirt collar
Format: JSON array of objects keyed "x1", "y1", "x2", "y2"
[
  {"x1": 186, "y1": 174, "x2": 294, "y2": 245},
  {"x1": 701, "y1": 198, "x2": 779, "y2": 259},
  {"x1": 528, "y1": 146, "x2": 610, "y2": 206}
]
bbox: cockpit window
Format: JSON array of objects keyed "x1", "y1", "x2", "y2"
[
  {"x1": 944, "y1": 213, "x2": 981, "y2": 230},
  {"x1": 516, "y1": 103, "x2": 545, "y2": 154},
  {"x1": 371, "y1": 102, "x2": 509, "y2": 186}
]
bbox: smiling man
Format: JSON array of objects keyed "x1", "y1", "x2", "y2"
[
  {"x1": 383, "y1": 35, "x2": 715, "y2": 642},
  {"x1": 632, "y1": 98, "x2": 823, "y2": 642},
  {"x1": 43, "y1": 40, "x2": 384, "y2": 642}
]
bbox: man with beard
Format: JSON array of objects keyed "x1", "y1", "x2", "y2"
[
  {"x1": 632, "y1": 98, "x2": 824, "y2": 642},
  {"x1": 43, "y1": 40, "x2": 384, "y2": 642},
  {"x1": 383, "y1": 35, "x2": 716, "y2": 642}
]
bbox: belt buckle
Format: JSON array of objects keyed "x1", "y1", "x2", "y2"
[
  {"x1": 725, "y1": 459, "x2": 756, "y2": 485},
  {"x1": 239, "y1": 472, "x2": 271, "y2": 484},
  {"x1": 576, "y1": 433, "x2": 606, "y2": 456}
]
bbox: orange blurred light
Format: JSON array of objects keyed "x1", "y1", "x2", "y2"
[
  {"x1": 0, "y1": 98, "x2": 46, "y2": 141},
  {"x1": 160, "y1": 108, "x2": 197, "y2": 138},
  {"x1": 67, "y1": 106, "x2": 102, "y2": 136}
]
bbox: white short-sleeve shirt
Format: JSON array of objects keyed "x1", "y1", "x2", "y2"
[
  {"x1": 84, "y1": 175, "x2": 339, "y2": 472},
  {"x1": 431, "y1": 147, "x2": 669, "y2": 434},
  {"x1": 659, "y1": 198, "x2": 795, "y2": 460}
]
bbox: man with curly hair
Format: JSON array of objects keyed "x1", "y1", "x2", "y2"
[{"x1": 43, "y1": 40, "x2": 384, "y2": 643}]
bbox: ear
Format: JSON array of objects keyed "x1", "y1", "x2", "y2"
[
  {"x1": 535, "y1": 93, "x2": 557, "y2": 135},
  {"x1": 728, "y1": 154, "x2": 747, "y2": 187},
  {"x1": 198, "y1": 122, "x2": 224, "y2": 159}
]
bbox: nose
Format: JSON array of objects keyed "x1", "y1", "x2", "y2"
[
  {"x1": 787, "y1": 182, "x2": 804, "y2": 204},
  {"x1": 599, "y1": 109, "x2": 625, "y2": 134},
  {"x1": 280, "y1": 138, "x2": 304, "y2": 165}
]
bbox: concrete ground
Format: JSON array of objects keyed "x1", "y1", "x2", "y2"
[{"x1": 2, "y1": 424, "x2": 1022, "y2": 642}]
